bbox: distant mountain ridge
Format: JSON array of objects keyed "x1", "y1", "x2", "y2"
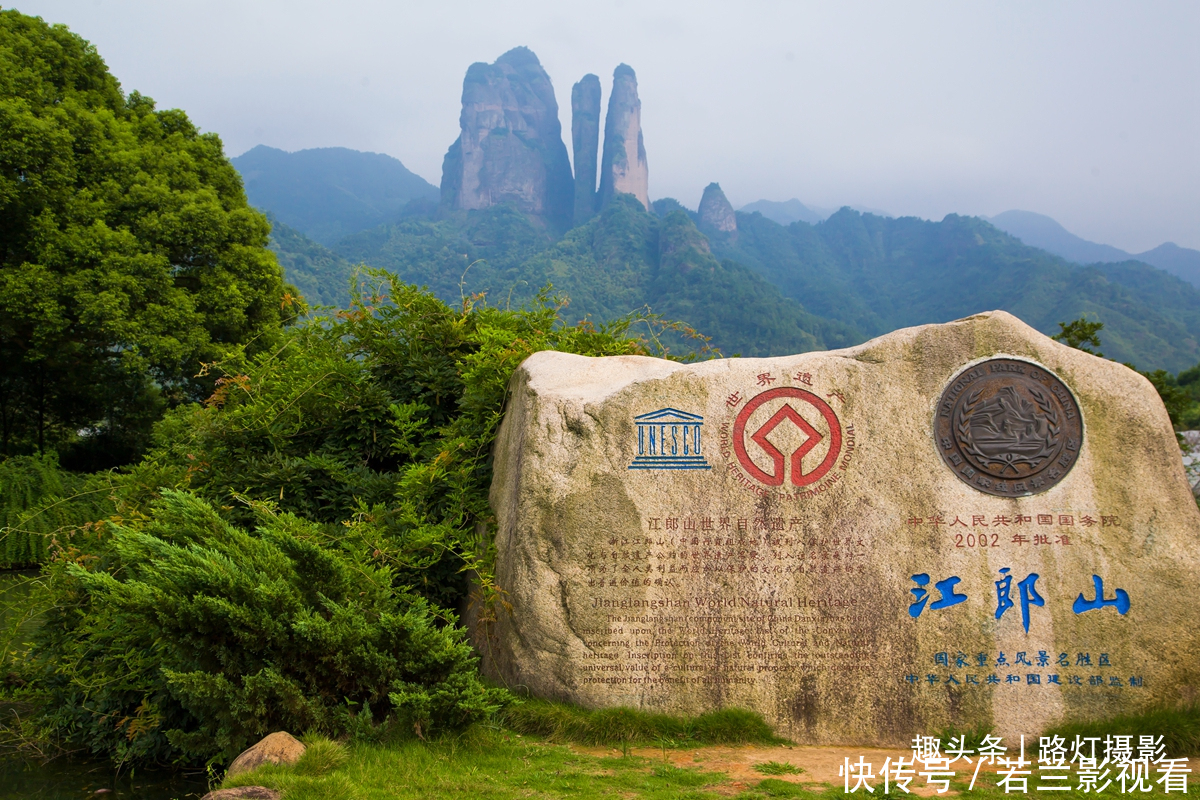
[
  {"x1": 987, "y1": 209, "x2": 1200, "y2": 288},
  {"x1": 232, "y1": 145, "x2": 438, "y2": 247},
  {"x1": 738, "y1": 198, "x2": 891, "y2": 226},
  {"x1": 712, "y1": 208, "x2": 1200, "y2": 372}
]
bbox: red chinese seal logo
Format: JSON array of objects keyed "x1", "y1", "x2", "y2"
[{"x1": 732, "y1": 388, "x2": 843, "y2": 487}]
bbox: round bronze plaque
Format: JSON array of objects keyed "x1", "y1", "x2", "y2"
[{"x1": 935, "y1": 358, "x2": 1082, "y2": 497}]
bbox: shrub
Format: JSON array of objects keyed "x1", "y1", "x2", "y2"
[
  {"x1": 11, "y1": 275, "x2": 665, "y2": 765},
  {"x1": 20, "y1": 490, "x2": 509, "y2": 765}
]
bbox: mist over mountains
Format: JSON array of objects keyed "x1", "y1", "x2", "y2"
[
  {"x1": 232, "y1": 46, "x2": 1200, "y2": 373},
  {"x1": 986, "y1": 210, "x2": 1200, "y2": 289}
]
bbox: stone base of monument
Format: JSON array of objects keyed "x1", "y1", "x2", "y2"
[{"x1": 472, "y1": 311, "x2": 1200, "y2": 745}]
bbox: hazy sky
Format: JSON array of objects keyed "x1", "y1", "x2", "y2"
[{"x1": 17, "y1": 1, "x2": 1200, "y2": 252}]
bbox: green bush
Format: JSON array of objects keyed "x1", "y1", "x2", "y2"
[
  {"x1": 128, "y1": 270, "x2": 648, "y2": 610},
  {"x1": 20, "y1": 490, "x2": 508, "y2": 765},
  {"x1": 10, "y1": 274, "x2": 659, "y2": 765}
]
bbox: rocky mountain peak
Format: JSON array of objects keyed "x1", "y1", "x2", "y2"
[
  {"x1": 439, "y1": 47, "x2": 573, "y2": 226},
  {"x1": 571, "y1": 74, "x2": 601, "y2": 225},
  {"x1": 598, "y1": 64, "x2": 649, "y2": 211},
  {"x1": 698, "y1": 182, "x2": 737, "y2": 240}
]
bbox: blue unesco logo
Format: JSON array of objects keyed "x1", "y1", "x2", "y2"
[{"x1": 628, "y1": 408, "x2": 711, "y2": 470}]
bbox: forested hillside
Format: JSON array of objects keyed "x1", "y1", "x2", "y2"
[
  {"x1": 233, "y1": 141, "x2": 1200, "y2": 372},
  {"x1": 716, "y1": 209, "x2": 1200, "y2": 372},
  {"x1": 334, "y1": 196, "x2": 856, "y2": 356},
  {"x1": 260, "y1": 193, "x2": 1200, "y2": 371},
  {"x1": 266, "y1": 216, "x2": 355, "y2": 308}
]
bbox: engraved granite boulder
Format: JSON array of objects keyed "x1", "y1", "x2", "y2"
[{"x1": 473, "y1": 311, "x2": 1200, "y2": 744}]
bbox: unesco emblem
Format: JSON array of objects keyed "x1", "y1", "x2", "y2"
[
  {"x1": 935, "y1": 358, "x2": 1082, "y2": 497},
  {"x1": 628, "y1": 408, "x2": 712, "y2": 470}
]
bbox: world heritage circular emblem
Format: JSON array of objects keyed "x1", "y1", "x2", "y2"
[
  {"x1": 935, "y1": 358, "x2": 1082, "y2": 497},
  {"x1": 733, "y1": 387, "x2": 843, "y2": 488}
]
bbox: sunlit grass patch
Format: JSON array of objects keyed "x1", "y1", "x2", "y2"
[
  {"x1": 501, "y1": 698, "x2": 787, "y2": 747},
  {"x1": 1044, "y1": 703, "x2": 1200, "y2": 757},
  {"x1": 220, "y1": 725, "x2": 739, "y2": 800},
  {"x1": 753, "y1": 760, "x2": 804, "y2": 775}
]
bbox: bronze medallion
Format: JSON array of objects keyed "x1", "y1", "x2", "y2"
[{"x1": 935, "y1": 358, "x2": 1082, "y2": 497}]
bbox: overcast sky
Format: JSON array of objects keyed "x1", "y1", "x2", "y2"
[{"x1": 16, "y1": 1, "x2": 1200, "y2": 252}]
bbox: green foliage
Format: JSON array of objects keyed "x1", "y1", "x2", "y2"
[
  {"x1": 500, "y1": 698, "x2": 784, "y2": 746},
  {"x1": 1140, "y1": 369, "x2": 1194, "y2": 429},
  {"x1": 0, "y1": 10, "x2": 293, "y2": 467},
  {"x1": 333, "y1": 196, "x2": 844, "y2": 357},
  {"x1": 1053, "y1": 316, "x2": 1199, "y2": 430},
  {"x1": 294, "y1": 735, "x2": 350, "y2": 776},
  {"x1": 130, "y1": 270, "x2": 646, "y2": 608},
  {"x1": 0, "y1": 453, "x2": 114, "y2": 566},
  {"x1": 1043, "y1": 703, "x2": 1200, "y2": 756},
  {"x1": 19, "y1": 489, "x2": 509, "y2": 765},
  {"x1": 9, "y1": 275, "x2": 654, "y2": 764},
  {"x1": 1052, "y1": 318, "x2": 1105, "y2": 356},
  {"x1": 266, "y1": 215, "x2": 355, "y2": 308}
]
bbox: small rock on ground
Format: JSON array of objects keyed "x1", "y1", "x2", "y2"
[
  {"x1": 201, "y1": 788, "x2": 281, "y2": 800},
  {"x1": 227, "y1": 731, "x2": 306, "y2": 777}
]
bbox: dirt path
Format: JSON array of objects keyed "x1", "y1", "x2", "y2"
[{"x1": 570, "y1": 744, "x2": 1198, "y2": 796}]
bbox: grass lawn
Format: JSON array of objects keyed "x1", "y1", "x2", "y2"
[
  {"x1": 219, "y1": 726, "x2": 1200, "y2": 800},
  {"x1": 221, "y1": 729, "x2": 745, "y2": 799}
]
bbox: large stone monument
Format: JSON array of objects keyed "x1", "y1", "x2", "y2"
[{"x1": 475, "y1": 311, "x2": 1200, "y2": 744}]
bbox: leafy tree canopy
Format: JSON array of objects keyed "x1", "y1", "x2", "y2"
[{"x1": 0, "y1": 10, "x2": 293, "y2": 468}]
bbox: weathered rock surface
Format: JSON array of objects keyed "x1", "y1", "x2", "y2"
[
  {"x1": 201, "y1": 789, "x2": 281, "y2": 800},
  {"x1": 571, "y1": 74, "x2": 602, "y2": 226},
  {"x1": 598, "y1": 64, "x2": 649, "y2": 211},
  {"x1": 475, "y1": 311, "x2": 1200, "y2": 745},
  {"x1": 698, "y1": 182, "x2": 737, "y2": 241},
  {"x1": 440, "y1": 47, "x2": 573, "y2": 226},
  {"x1": 227, "y1": 732, "x2": 305, "y2": 777}
]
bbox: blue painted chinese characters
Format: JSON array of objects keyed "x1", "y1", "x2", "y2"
[
  {"x1": 994, "y1": 568, "x2": 1044, "y2": 633},
  {"x1": 1073, "y1": 574, "x2": 1131, "y2": 615},
  {"x1": 908, "y1": 574, "x2": 967, "y2": 617},
  {"x1": 909, "y1": 570, "x2": 1130, "y2": 632}
]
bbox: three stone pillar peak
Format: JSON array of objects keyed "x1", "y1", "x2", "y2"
[{"x1": 440, "y1": 49, "x2": 651, "y2": 225}]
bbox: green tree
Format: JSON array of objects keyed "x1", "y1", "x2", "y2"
[
  {"x1": 0, "y1": 11, "x2": 293, "y2": 468},
  {"x1": 1140, "y1": 369, "x2": 1194, "y2": 430},
  {"x1": 1054, "y1": 316, "x2": 1197, "y2": 429},
  {"x1": 1051, "y1": 318, "x2": 1104, "y2": 356}
]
